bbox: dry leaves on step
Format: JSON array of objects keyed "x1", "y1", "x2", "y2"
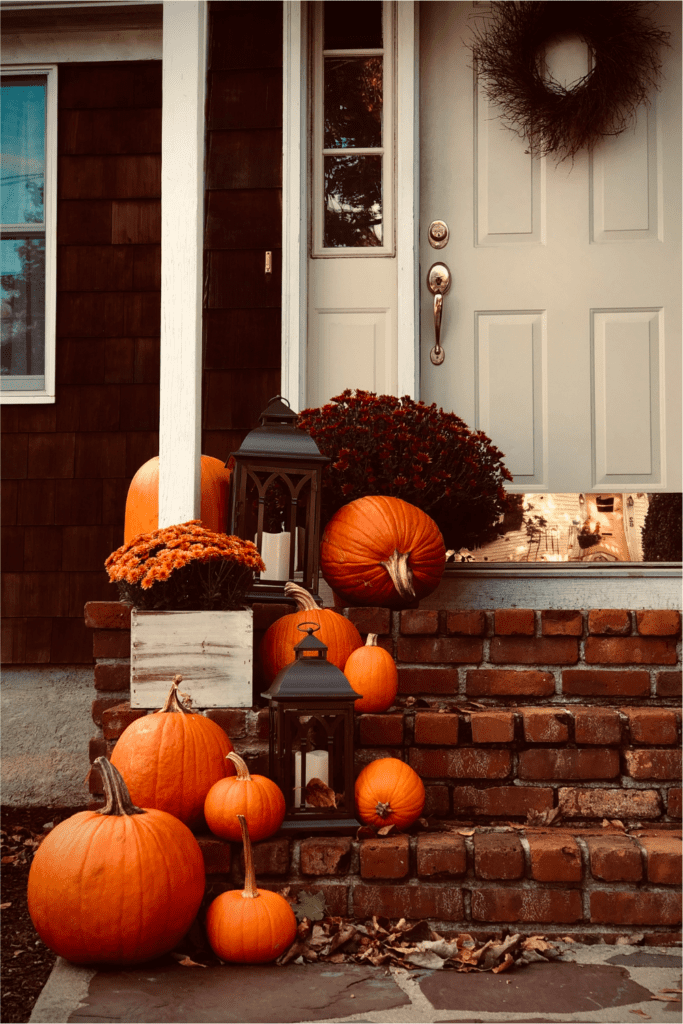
[
  {"x1": 629, "y1": 1010, "x2": 650, "y2": 1018},
  {"x1": 277, "y1": 915, "x2": 563, "y2": 974},
  {"x1": 304, "y1": 779, "x2": 337, "y2": 808},
  {"x1": 171, "y1": 953, "x2": 206, "y2": 968}
]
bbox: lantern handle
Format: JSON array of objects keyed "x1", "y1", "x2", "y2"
[{"x1": 297, "y1": 621, "x2": 321, "y2": 636}]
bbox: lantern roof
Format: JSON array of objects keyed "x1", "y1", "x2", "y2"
[
  {"x1": 261, "y1": 624, "x2": 360, "y2": 702},
  {"x1": 230, "y1": 396, "x2": 329, "y2": 463}
]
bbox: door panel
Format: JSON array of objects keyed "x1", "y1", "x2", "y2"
[{"x1": 419, "y1": 2, "x2": 681, "y2": 492}]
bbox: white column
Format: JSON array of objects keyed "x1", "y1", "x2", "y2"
[
  {"x1": 158, "y1": 0, "x2": 207, "y2": 526},
  {"x1": 282, "y1": 1, "x2": 307, "y2": 412},
  {"x1": 396, "y1": 0, "x2": 419, "y2": 399}
]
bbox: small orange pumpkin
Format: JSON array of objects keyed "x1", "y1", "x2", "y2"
[
  {"x1": 205, "y1": 814, "x2": 297, "y2": 963},
  {"x1": 124, "y1": 455, "x2": 232, "y2": 544},
  {"x1": 259, "y1": 582, "x2": 362, "y2": 683},
  {"x1": 355, "y1": 757, "x2": 425, "y2": 829},
  {"x1": 110, "y1": 675, "x2": 235, "y2": 829},
  {"x1": 204, "y1": 751, "x2": 285, "y2": 843},
  {"x1": 28, "y1": 758, "x2": 205, "y2": 964},
  {"x1": 321, "y1": 495, "x2": 446, "y2": 608},
  {"x1": 344, "y1": 633, "x2": 398, "y2": 712}
]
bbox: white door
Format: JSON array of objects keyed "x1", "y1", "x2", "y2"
[{"x1": 419, "y1": 2, "x2": 681, "y2": 493}]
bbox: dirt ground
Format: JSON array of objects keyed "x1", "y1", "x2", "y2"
[{"x1": 1, "y1": 806, "x2": 82, "y2": 1024}]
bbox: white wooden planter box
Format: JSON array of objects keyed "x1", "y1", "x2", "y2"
[{"x1": 130, "y1": 609, "x2": 253, "y2": 709}]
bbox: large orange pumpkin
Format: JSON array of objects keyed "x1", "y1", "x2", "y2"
[
  {"x1": 355, "y1": 757, "x2": 425, "y2": 829},
  {"x1": 259, "y1": 582, "x2": 362, "y2": 683},
  {"x1": 110, "y1": 675, "x2": 235, "y2": 828},
  {"x1": 344, "y1": 633, "x2": 398, "y2": 712},
  {"x1": 124, "y1": 455, "x2": 232, "y2": 544},
  {"x1": 205, "y1": 814, "x2": 297, "y2": 963},
  {"x1": 320, "y1": 496, "x2": 446, "y2": 608},
  {"x1": 28, "y1": 758, "x2": 205, "y2": 964}
]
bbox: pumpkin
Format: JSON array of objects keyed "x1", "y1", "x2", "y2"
[
  {"x1": 204, "y1": 751, "x2": 285, "y2": 843},
  {"x1": 355, "y1": 757, "x2": 425, "y2": 829},
  {"x1": 320, "y1": 496, "x2": 447, "y2": 608},
  {"x1": 27, "y1": 757, "x2": 205, "y2": 965},
  {"x1": 110, "y1": 675, "x2": 235, "y2": 829},
  {"x1": 123, "y1": 455, "x2": 232, "y2": 544},
  {"x1": 259, "y1": 581, "x2": 362, "y2": 683},
  {"x1": 344, "y1": 633, "x2": 398, "y2": 712},
  {"x1": 205, "y1": 814, "x2": 297, "y2": 963}
]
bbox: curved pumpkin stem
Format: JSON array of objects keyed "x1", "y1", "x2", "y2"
[
  {"x1": 95, "y1": 757, "x2": 145, "y2": 817},
  {"x1": 284, "y1": 581, "x2": 318, "y2": 611},
  {"x1": 375, "y1": 801, "x2": 393, "y2": 819},
  {"x1": 227, "y1": 751, "x2": 252, "y2": 781},
  {"x1": 238, "y1": 814, "x2": 259, "y2": 899},
  {"x1": 365, "y1": 633, "x2": 378, "y2": 647},
  {"x1": 158, "y1": 675, "x2": 193, "y2": 715},
  {"x1": 379, "y1": 550, "x2": 416, "y2": 601}
]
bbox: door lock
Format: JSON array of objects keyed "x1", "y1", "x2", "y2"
[{"x1": 428, "y1": 220, "x2": 449, "y2": 249}]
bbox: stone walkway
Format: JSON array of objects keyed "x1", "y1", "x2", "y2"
[{"x1": 30, "y1": 943, "x2": 681, "y2": 1024}]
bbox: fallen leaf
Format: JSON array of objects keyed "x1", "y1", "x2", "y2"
[
  {"x1": 305, "y1": 778, "x2": 337, "y2": 808},
  {"x1": 356, "y1": 825, "x2": 376, "y2": 839},
  {"x1": 651, "y1": 994, "x2": 681, "y2": 1002},
  {"x1": 173, "y1": 955, "x2": 206, "y2": 968},
  {"x1": 404, "y1": 696, "x2": 416, "y2": 706},
  {"x1": 458, "y1": 828, "x2": 476, "y2": 836},
  {"x1": 0, "y1": 902, "x2": 12, "y2": 909},
  {"x1": 629, "y1": 1010, "x2": 650, "y2": 1018},
  {"x1": 1, "y1": 855, "x2": 18, "y2": 864},
  {"x1": 377, "y1": 824, "x2": 395, "y2": 836},
  {"x1": 492, "y1": 953, "x2": 515, "y2": 973},
  {"x1": 327, "y1": 953, "x2": 345, "y2": 963},
  {"x1": 292, "y1": 890, "x2": 327, "y2": 923},
  {"x1": 610, "y1": 819, "x2": 626, "y2": 830},
  {"x1": 560, "y1": 935, "x2": 576, "y2": 943},
  {"x1": 659, "y1": 989, "x2": 683, "y2": 994}
]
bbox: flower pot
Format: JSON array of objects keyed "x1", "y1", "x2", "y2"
[{"x1": 130, "y1": 608, "x2": 253, "y2": 709}]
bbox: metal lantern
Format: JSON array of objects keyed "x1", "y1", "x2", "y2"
[
  {"x1": 227, "y1": 396, "x2": 329, "y2": 603},
  {"x1": 261, "y1": 623, "x2": 361, "y2": 834}
]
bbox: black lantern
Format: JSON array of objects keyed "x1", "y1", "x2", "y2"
[
  {"x1": 227, "y1": 396, "x2": 329, "y2": 603},
  {"x1": 262, "y1": 623, "x2": 361, "y2": 834}
]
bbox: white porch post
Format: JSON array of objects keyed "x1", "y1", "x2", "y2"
[
  {"x1": 158, "y1": 0, "x2": 207, "y2": 526},
  {"x1": 396, "y1": 0, "x2": 419, "y2": 399}
]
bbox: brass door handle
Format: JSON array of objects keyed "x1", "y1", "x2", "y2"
[{"x1": 427, "y1": 262, "x2": 451, "y2": 365}]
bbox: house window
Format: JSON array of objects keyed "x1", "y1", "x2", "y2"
[
  {"x1": 1, "y1": 66, "x2": 56, "y2": 403},
  {"x1": 311, "y1": 0, "x2": 394, "y2": 256}
]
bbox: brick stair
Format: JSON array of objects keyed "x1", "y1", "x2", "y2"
[{"x1": 84, "y1": 600, "x2": 682, "y2": 943}]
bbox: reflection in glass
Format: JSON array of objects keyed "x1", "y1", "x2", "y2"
[
  {"x1": 1, "y1": 237, "x2": 45, "y2": 377},
  {"x1": 1, "y1": 80, "x2": 45, "y2": 225},
  {"x1": 325, "y1": 57, "x2": 382, "y2": 149},
  {"x1": 324, "y1": 154, "x2": 382, "y2": 248},
  {"x1": 324, "y1": 1, "x2": 382, "y2": 50},
  {"x1": 453, "y1": 493, "x2": 681, "y2": 563}
]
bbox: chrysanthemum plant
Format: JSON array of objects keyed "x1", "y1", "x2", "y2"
[
  {"x1": 105, "y1": 521, "x2": 266, "y2": 611},
  {"x1": 297, "y1": 391, "x2": 515, "y2": 552}
]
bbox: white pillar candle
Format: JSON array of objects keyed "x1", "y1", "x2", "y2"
[
  {"x1": 258, "y1": 532, "x2": 291, "y2": 580},
  {"x1": 294, "y1": 749, "x2": 330, "y2": 806}
]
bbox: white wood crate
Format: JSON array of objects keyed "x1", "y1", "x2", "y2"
[{"x1": 130, "y1": 609, "x2": 253, "y2": 709}]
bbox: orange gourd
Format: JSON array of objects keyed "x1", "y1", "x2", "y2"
[
  {"x1": 124, "y1": 455, "x2": 232, "y2": 544},
  {"x1": 259, "y1": 581, "x2": 362, "y2": 683},
  {"x1": 355, "y1": 757, "x2": 425, "y2": 830},
  {"x1": 205, "y1": 814, "x2": 297, "y2": 963},
  {"x1": 344, "y1": 633, "x2": 398, "y2": 712},
  {"x1": 27, "y1": 758, "x2": 205, "y2": 965},
  {"x1": 110, "y1": 675, "x2": 235, "y2": 829},
  {"x1": 204, "y1": 751, "x2": 285, "y2": 843},
  {"x1": 320, "y1": 495, "x2": 446, "y2": 608}
]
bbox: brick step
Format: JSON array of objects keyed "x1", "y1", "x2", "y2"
[{"x1": 193, "y1": 826, "x2": 682, "y2": 944}]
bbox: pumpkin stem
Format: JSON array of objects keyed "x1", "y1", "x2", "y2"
[
  {"x1": 227, "y1": 751, "x2": 252, "y2": 781},
  {"x1": 158, "y1": 675, "x2": 193, "y2": 714},
  {"x1": 365, "y1": 633, "x2": 378, "y2": 647},
  {"x1": 95, "y1": 757, "x2": 145, "y2": 817},
  {"x1": 284, "y1": 581, "x2": 318, "y2": 611},
  {"x1": 379, "y1": 550, "x2": 416, "y2": 600},
  {"x1": 375, "y1": 801, "x2": 393, "y2": 820},
  {"x1": 238, "y1": 813, "x2": 259, "y2": 899}
]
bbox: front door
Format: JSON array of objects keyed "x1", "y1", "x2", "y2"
[{"x1": 419, "y1": 2, "x2": 681, "y2": 493}]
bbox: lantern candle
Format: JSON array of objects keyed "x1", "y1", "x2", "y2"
[
  {"x1": 258, "y1": 532, "x2": 291, "y2": 581},
  {"x1": 294, "y1": 749, "x2": 329, "y2": 807}
]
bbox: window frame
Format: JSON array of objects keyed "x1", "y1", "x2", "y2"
[
  {"x1": 310, "y1": 0, "x2": 395, "y2": 258},
  {"x1": 1, "y1": 63, "x2": 57, "y2": 405}
]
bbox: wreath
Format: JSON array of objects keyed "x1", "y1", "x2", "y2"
[{"x1": 470, "y1": 2, "x2": 670, "y2": 161}]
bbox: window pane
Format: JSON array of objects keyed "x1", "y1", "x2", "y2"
[
  {"x1": 1, "y1": 78, "x2": 45, "y2": 226},
  {"x1": 324, "y1": 1, "x2": 382, "y2": 50},
  {"x1": 1, "y1": 237, "x2": 45, "y2": 383},
  {"x1": 324, "y1": 154, "x2": 382, "y2": 247},
  {"x1": 454, "y1": 493, "x2": 682, "y2": 563},
  {"x1": 324, "y1": 57, "x2": 382, "y2": 149}
]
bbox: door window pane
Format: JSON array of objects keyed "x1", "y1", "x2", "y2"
[
  {"x1": 324, "y1": 57, "x2": 382, "y2": 149},
  {"x1": 1, "y1": 237, "x2": 46, "y2": 381},
  {"x1": 1, "y1": 78, "x2": 45, "y2": 225},
  {"x1": 324, "y1": 154, "x2": 382, "y2": 248},
  {"x1": 324, "y1": 1, "x2": 382, "y2": 50}
]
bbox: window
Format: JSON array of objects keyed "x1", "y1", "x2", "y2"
[
  {"x1": 311, "y1": 1, "x2": 393, "y2": 256},
  {"x1": 1, "y1": 65, "x2": 56, "y2": 403}
]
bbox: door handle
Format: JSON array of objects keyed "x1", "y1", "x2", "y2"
[{"x1": 427, "y1": 262, "x2": 451, "y2": 365}]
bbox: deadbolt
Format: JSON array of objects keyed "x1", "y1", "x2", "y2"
[{"x1": 428, "y1": 220, "x2": 449, "y2": 249}]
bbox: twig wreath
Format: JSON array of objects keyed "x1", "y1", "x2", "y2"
[{"x1": 470, "y1": 2, "x2": 670, "y2": 161}]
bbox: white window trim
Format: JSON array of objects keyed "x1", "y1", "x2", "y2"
[{"x1": 1, "y1": 63, "x2": 57, "y2": 404}]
